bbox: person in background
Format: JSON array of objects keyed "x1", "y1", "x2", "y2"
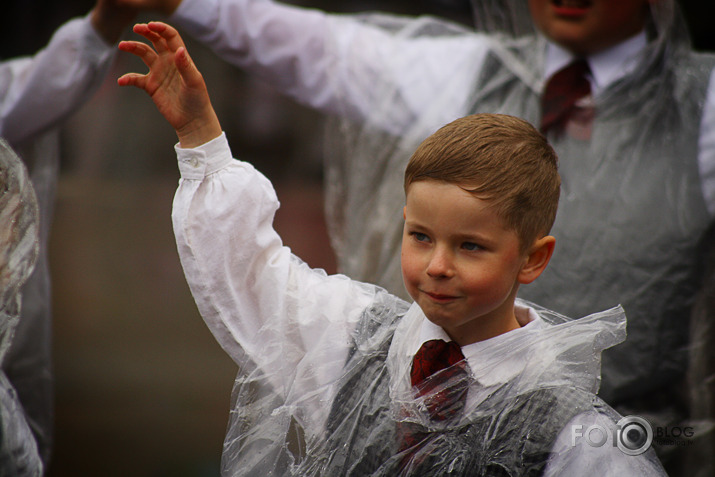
[
  {"x1": 0, "y1": 139, "x2": 42, "y2": 475},
  {"x1": 0, "y1": 0, "x2": 137, "y2": 464}
]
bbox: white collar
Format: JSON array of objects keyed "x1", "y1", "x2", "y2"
[
  {"x1": 413, "y1": 303, "x2": 543, "y2": 388},
  {"x1": 544, "y1": 31, "x2": 648, "y2": 96}
]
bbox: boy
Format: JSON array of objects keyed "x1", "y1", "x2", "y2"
[{"x1": 118, "y1": 22, "x2": 666, "y2": 475}]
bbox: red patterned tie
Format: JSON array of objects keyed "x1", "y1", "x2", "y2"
[
  {"x1": 398, "y1": 340, "x2": 469, "y2": 468},
  {"x1": 540, "y1": 59, "x2": 592, "y2": 136},
  {"x1": 410, "y1": 339, "x2": 469, "y2": 421}
]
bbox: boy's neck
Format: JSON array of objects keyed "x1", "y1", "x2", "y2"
[
  {"x1": 443, "y1": 309, "x2": 522, "y2": 347},
  {"x1": 418, "y1": 302, "x2": 531, "y2": 348}
]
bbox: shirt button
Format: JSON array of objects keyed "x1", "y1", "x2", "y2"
[{"x1": 190, "y1": 158, "x2": 199, "y2": 168}]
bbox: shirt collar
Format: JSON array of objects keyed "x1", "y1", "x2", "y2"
[
  {"x1": 544, "y1": 31, "x2": 648, "y2": 97},
  {"x1": 414, "y1": 304, "x2": 543, "y2": 388}
]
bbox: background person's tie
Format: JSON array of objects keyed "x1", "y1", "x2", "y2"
[{"x1": 540, "y1": 59, "x2": 592, "y2": 136}]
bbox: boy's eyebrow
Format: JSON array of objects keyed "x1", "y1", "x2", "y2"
[{"x1": 403, "y1": 219, "x2": 431, "y2": 232}]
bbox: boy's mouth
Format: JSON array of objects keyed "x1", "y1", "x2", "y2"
[
  {"x1": 424, "y1": 291, "x2": 458, "y2": 303},
  {"x1": 551, "y1": 0, "x2": 593, "y2": 16}
]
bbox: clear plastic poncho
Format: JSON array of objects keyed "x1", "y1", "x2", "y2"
[
  {"x1": 220, "y1": 286, "x2": 668, "y2": 475},
  {"x1": 0, "y1": 139, "x2": 42, "y2": 475}
]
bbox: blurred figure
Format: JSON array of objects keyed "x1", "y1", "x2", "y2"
[
  {"x1": 0, "y1": 140, "x2": 42, "y2": 476},
  {"x1": 0, "y1": 0, "x2": 137, "y2": 464}
]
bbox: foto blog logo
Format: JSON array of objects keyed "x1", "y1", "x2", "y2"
[{"x1": 571, "y1": 415, "x2": 653, "y2": 456}]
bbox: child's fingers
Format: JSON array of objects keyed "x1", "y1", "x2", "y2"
[
  {"x1": 118, "y1": 40, "x2": 159, "y2": 72},
  {"x1": 132, "y1": 23, "x2": 169, "y2": 53},
  {"x1": 117, "y1": 72, "x2": 147, "y2": 90},
  {"x1": 176, "y1": 46, "x2": 213, "y2": 95},
  {"x1": 174, "y1": 47, "x2": 201, "y2": 86},
  {"x1": 147, "y1": 22, "x2": 186, "y2": 55}
]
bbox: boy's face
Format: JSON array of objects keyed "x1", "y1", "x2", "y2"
[
  {"x1": 401, "y1": 181, "x2": 529, "y2": 346},
  {"x1": 528, "y1": 0, "x2": 652, "y2": 56}
]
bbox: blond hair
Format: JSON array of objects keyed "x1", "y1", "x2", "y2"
[{"x1": 404, "y1": 114, "x2": 560, "y2": 252}]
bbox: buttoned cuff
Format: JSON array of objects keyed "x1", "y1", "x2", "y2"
[{"x1": 175, "y1": 132, "x2": 234, "y2": 179}]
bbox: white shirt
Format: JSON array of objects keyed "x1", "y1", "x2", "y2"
[
  {"x1": 0, "y1": 13, "x2": 115, "y2": 145},
  {"x1": 173, "y1": 133, "x2": 666, "y2": 476},
  {"x1": 415, "y1": 305, "x2": 543, "y2": 410}
]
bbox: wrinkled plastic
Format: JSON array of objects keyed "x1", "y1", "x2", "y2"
[
  {"x1": 5, "y1": 132, "x2": 59, "y2": 465},
  {"x1": 220, "y1": 288, "x2": 662, "y2": 475},
  {"x1": 0, "y1": 139, "x2": 42, "y2": 475}
]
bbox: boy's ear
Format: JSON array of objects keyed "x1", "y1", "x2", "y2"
[
  {"x1": 518, "y1": 235, "x2": 556, "y2": 285},
  {"x1": 403, "y1": 206, "x2": 407, "y2": 220}
]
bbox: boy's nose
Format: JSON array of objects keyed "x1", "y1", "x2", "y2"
[{"x1": 426, "y1": 247, "x2": 454, "y2": 278}]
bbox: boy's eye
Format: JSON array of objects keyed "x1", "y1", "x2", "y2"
[
  {"x1": 412, "y1": 232, "x2": 430, "y2": 243},
  {"x1": 462, "y1": 242, "x2": 481, "y2": 251}
]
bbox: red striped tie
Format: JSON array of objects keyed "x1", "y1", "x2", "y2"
[
  {"x1": 410, "y1": 339, "x2": 469, "y2": 421},
  {"x1": 541, "y1": 59, "x2": 592, "y2": 136},
  {"x1": 398, "y1": 339, "x2": 469, "y2": 468}
]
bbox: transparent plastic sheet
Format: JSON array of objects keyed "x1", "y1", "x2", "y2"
[
  {"x1": 316, "y1": 0, "x2": 715, "y2": 469},
  {"x1": 0, "y1": 139, "x2": 42, "y2": 475},
  {"x1": 6, "y1": 132, "x2": 60, "y2": 465},
  {"x1": 219, "y1": 284, "x2": 664, "y2": 475},
  {"x1": 684, "y1": 223, "x2": 715, "y2": 477}
]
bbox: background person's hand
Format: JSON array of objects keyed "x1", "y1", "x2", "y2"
[
  {"x1": 91, "y1": 0, "x2": 139, "y2": 44},
  {"x1": 115, "y1": 0, "x2": 183, "y2": 16}
]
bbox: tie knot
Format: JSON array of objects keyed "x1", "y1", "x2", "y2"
[
  {"x1": 411, "y1": 339, "x2": 466, "y2": 387},
  {"x1": 410, "y1": 339, "x2": 470, "y2": 421},
  {"x1": 541, "y1": 59, "x2": 592, "y2": 136},
  {"x1": 554, "y1": 58, "x2": 590, "y2": 82}
]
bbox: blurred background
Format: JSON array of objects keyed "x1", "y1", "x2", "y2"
[{"x1": 1, "y1": 0, "x2": 713, "y2": 475}]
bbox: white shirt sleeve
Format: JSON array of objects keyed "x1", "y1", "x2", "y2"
[
  {"x1": 698, "y1": 68, "x2": 715, "y2": 217},
  {"x1": 0, "y1": 14, "x2": 115, "y2": 146},
  {"x1": 171, "y1": 133, "x2": 378, "y2": 425},
  {"x1": 170, "y1": 0, "x2": 490, "y2": 129},
  {"x1": 544, "y1": 410, "x2": 668, "y2": 476}
]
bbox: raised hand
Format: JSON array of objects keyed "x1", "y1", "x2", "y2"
[{"x1": 117, "y1": 22, "x2": 221, "y2": 148}]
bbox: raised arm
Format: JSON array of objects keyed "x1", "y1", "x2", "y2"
[
  {"x1": 118, "y1": 22, "x2": 381, "y2": 430},
  {"x1": 0, "y1": 0, "x2": 136, "y2": 146}
]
